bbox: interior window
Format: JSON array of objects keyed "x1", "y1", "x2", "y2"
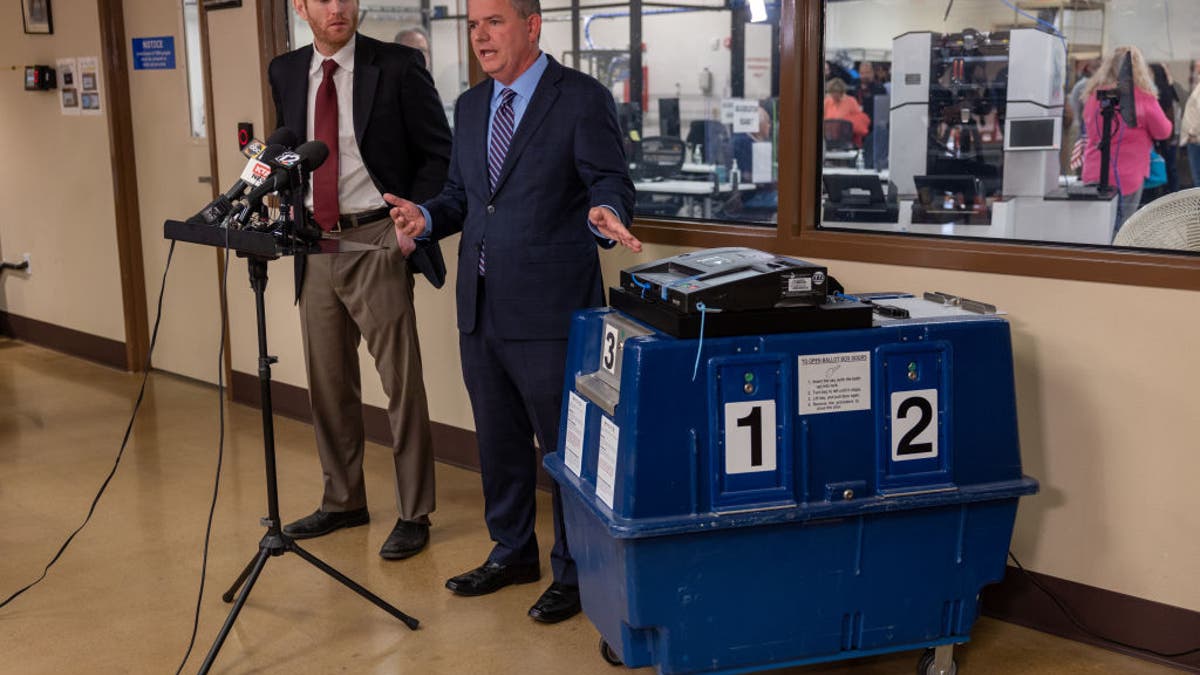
[
  {"x1": 288, "y1": 0, "x2": 782, "y2": 227},
  {"x1": 820, "y1": 0, "x2": 1200, "y2": 254}
]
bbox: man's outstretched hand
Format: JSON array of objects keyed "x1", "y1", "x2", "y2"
[
  {"x1": 589, "y1": 206, "x2": 642, "y2": 253},
  {"x1": 384, "y1": 193, "x2": 426, "y2": 245}
]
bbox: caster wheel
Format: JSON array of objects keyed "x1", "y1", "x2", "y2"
[
  {"x1": 599, "y1": 638, "x2": 623, "y2": 667},
  {"x1": 917, "y1": 648, "x2": 957, "y2": 675}
]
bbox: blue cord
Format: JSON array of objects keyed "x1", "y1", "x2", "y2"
[
  {"x1": 691, "y1": 302, "x2": 720, "y2": 382},
  {"x1": 629, "y1": 272, "x2": 651, "y2": 299}
]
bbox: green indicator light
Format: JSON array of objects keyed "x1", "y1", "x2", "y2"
[
  {"x1": 744, "y1": 372, "x2": 755, "y2": 382},
  {"x1": 907, "y1": 362, "x2": 918, "y2": 372}
]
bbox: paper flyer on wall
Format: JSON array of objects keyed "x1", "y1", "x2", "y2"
[
  {"x1": 77, "y1": 57, "x2": 103, "y2": 116},
  {"x1": 56, "y1": 58, "x2": 79, "y2": 115}
]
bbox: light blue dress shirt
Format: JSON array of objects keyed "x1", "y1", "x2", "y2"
[{"x1": 417, "y1": 52, "x2": 615, "y2": 242}]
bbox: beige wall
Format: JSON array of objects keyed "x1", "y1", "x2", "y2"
[{"x1": 0, "y1": 0, "x2": 126, "y2": 341}]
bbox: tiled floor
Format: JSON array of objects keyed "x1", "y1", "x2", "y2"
[{"x1": 0, "y1": 340, "x2": 1180, "y2": 674}]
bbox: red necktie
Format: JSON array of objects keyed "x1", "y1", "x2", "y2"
[{"x1": 313, "y1": 59, "x2": 340, "y2": 231}]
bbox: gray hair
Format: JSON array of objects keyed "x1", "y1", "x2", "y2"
[
  {"x1": 394, "y1": 26, "x2": 429, "y2": 44},
  {"x1": 510, "y1": 0, "x2": 540, "y2": 18}
]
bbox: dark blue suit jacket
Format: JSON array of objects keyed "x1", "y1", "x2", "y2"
[{"x1": 424, "y1": 55, "x2": 634, "y2": 340}]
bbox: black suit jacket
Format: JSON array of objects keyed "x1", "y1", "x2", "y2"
[
  {"x1": 268, "y1": 34, "x2": 452, "y2": 295},
  {"x1": 423, "y1": 56, "x2": 635, "y2": 340}
]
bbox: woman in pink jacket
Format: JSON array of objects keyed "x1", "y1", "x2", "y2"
[{"x1": 1081, "y1": 45, "x2": 1173, "y2": 233}]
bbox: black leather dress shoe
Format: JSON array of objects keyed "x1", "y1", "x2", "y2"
[
  {"x1": 281, "y1": 507, "x2": 369, "y2": 540},
  {"x1": 528, "y1": 582, "x2": 581, "y2": 624},
  {"x1": 445, "y1": 561, "x2": 541, "y2": 596},
  {"x1": 379, "y1": 519, "x2": 429, "y2": 560}
]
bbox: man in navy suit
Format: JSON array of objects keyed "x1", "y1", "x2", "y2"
[
  {"x1": 386, "y1": 0, "x2": 641, "y2": 623},
  {"x1": 269, "y1": 0, "x2": 451, "y2": 561}
]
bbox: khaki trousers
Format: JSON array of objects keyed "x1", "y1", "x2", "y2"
[{"x1": 299, "y1": 216, "x2": 435, "y2": 522}]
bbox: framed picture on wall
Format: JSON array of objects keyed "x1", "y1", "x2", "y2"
[{"x1": 22, "y1": 0, "x2": 53, "y2": 34}]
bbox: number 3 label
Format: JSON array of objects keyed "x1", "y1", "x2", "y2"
[
  {"x1": 890, "y1": 389, "x2": 938, "y2": 461},
  {"x1": 601, "y1": 323, "x2": 619, "y2": 375},
  {"x1": 724, "y1": 400, "x2": 777, "y2": 474}
]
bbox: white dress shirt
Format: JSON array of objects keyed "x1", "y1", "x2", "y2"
[{"x1": 305, "y1": 35, "x2": 386, "y2": 213}]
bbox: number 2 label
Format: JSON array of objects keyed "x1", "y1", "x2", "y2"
[{"x1": 890, "y1": 389, "x2": 938, "y2": 461}]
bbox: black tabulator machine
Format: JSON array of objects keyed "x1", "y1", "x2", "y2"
[{"x1": 612, "y1": 247, "x2": 872, "y2": 337}]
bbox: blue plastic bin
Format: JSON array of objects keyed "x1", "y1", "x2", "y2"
[{"x1": 545, "y1": 305, "x2": 1038, "y2": 674}]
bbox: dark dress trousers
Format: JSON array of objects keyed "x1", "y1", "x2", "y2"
[
  {"x1": 268, "y1": 34, "x2": 452, "y2": 521},
  {"x1": 423, "y1": 55, "x2": 635, "y2": 584}
]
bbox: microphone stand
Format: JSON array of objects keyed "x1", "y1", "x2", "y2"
[{"x1": 164, "y1": 208, "x2": 418, "y2": 675}]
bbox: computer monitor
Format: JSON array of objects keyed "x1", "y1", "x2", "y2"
[
  {"x1": 823, "y1": 174, "x2": 886, "y2": 207},
  {"x1": 822, "y1": 173, "x2": 898, "y2": 223},
  {"x1": 658, "y1": 98, "x2": 681, "y2": 138},
  {"x1": 912, "y1": 174, "x2": 989, "y2": 224},
  {"x1": 1004, "y1": 117, "x2": 1061, "y2": 151}
]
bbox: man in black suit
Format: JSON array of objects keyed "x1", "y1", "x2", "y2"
[
  {"x1": 269, "y1": 0, "x2": 451, "y2": 560},
  {"x1": 387, "y1": 0, "x2": 641, "y2": 623}
]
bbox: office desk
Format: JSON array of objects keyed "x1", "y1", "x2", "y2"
[{"x1": 635, "y1": 180, "x2": 760, "y2": 218}]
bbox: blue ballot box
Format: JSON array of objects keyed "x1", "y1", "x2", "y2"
[{"x1": 544, "y1": 300, "x2": 1038, "y2": 675}]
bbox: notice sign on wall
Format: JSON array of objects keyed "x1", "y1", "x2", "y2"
[{"x1": 132, "y1": 36, "x2": 176, "y2": 70}]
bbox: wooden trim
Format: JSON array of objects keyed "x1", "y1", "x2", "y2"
[
  {"x1": 229, "y1": 371, "x2": 554, "y2": 489},
  {"x1": 97, "y1": 0, "x2": 150, "y2": 371},
  {"x1": 630, "y1": 0, "x2": 1200, "y2": 293},
  {"x1": 982, "y1": 565, "x2": 1200, "y2": 671},
  {"x1": 197, "y1": 0, "x2": 235, "y2": 398},
  {"x1": 0, "y1": 312, "x2": 126, "y2": 370},
  {"x1": 257, "y1": 0, "x2": 290, "y2": 121}
]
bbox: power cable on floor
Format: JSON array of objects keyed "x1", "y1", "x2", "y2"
[
  {"x1": 1008, "y1": 551, "x2": 1200, "y2": 659},
  {"x1": 0, "y1": 241, "x2": 177, "y2": 611},
  {"x1": 173, "y1": 226, "x2": 233, "y2": 674}
]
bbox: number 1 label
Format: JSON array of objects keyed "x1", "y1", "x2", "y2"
[
  {"x1": 890, "y1": 389, "x2": 938, "y2": 461},
  {"x1": 724, "y1": 400, "x2": 777, "y2": 474}
]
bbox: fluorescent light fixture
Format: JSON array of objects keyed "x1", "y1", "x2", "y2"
[{"x1": 748, "y1": 0, "x2": 767, "y2": 22}]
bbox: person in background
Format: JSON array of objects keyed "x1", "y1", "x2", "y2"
[
  {"x1": 395, "y1": 26, "x2": 432, "y2": 70},
  {"x1": 1080, "y1": 45, "x2": 1172, "y2": 233},
  {"x1": 1179, "y1": 78, "x2": 1200, "y2": 187},
  {"x1": 856, "y1": 61, "x2": 888, "y2": 168},
  {"x1": 1067, "y1": 59, "x2": 1098, "y2": 174},
  {"x1": 1146, "y1": 63, "x2": 1181, "y2": 198},
  {"x1": 823, "y1": 78, "x2": 869, "y2": 148}
]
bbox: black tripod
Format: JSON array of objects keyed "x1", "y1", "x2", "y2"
[
  {"x1": 196, "y1": 253, "x2": 418, "y2": 674},
  {"x1": 1094, "y1": 89, "x2": 1120, "y2": 198}
]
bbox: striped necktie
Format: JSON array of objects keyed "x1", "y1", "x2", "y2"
[{"x1": 480, "y1": 88, "x2": 517, "y2": 276}]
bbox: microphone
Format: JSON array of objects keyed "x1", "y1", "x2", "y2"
[
  {"x1": 236, "y1": 140, "x2": 329, "y2": 225},
  {"x1": 187, "y1": 128, "x2": 299, "y2": 225},
  {"x1": 189, "y1": 144, "x2": 289, "y2": 225}
]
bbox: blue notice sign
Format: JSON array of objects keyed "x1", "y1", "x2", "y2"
[{"x1": 132, "y1": 36, "x2": 176, "y2": 70}]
